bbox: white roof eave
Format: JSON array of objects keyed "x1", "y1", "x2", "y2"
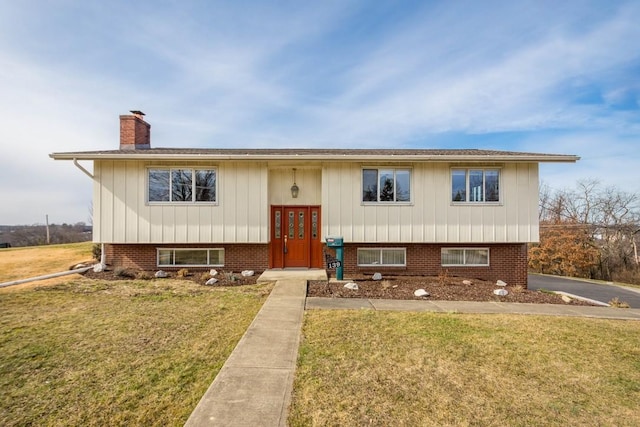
[{"x1": 50, "y1": 153, "x2": 581, "y2": 163}]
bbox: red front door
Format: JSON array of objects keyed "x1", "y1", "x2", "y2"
[{"x1": 270, "y1": 206, "x2": 322, "y2": 268}]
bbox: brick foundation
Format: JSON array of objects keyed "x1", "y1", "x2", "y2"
[
  {"x1": 104, "y1": 242, "x2": 528, "y2": 287},
  {"x1": 327, "y1": 243, "x2": 529, "y2": 287},
  {"x1": 104, "y1": 243, "x2": 269, "y2": 272}
]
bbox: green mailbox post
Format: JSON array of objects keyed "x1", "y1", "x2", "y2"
[{"x1": 325, "y1": 236, "x2": 344, "y2": 280}]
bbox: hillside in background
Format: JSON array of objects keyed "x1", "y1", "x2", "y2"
[{"x1": 0, "y1": 223, "x2": 92, "y2": 248}]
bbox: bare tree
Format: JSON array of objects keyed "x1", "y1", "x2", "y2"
[{"x1": 531, "y1": 180, "x2": 640, "y2": 282}]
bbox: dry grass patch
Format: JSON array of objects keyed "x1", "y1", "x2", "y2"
[
  {"x1": 0, "y1": 242, "x2": 94, "y2": 288},
  {"x1": 0, "y1": 278, "x2": 273, "y2": 426},
  {"x1": 290, "y1": 311, "x2": 640, "y2": 426}
]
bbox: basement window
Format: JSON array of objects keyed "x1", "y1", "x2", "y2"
[
  {"x1": 157, "y1": 248, "x2": 224, "y2": 267},
  {"x1": 357, "y1": 248, "x2": 406, "y2": 266},
  {"x1": 441, "y1": 248, "x2": 489, "y2": 266}
]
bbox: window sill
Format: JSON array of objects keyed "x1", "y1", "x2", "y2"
[
  {"x1": 450, "y1": 202, "x2": 502, "y2": 207},
  {"x1": 361, "y1": 202, "x2": 413, "y2": 206},
  {"x1": 147, "y1": 202, "x2": 219, "y2": 206},
  {"x1": 441, "y1": 264, "x2": 490, "y2": 267},
  {"x1": 158, "y1": 264, "x2": 224, "y2": 268},
  {"x1": 358, "y1": 264, "x2": 407, "y2": 268}
]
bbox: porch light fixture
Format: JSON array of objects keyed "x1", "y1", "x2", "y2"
[{"x1": 291, "y1": 168, "x2": 299, "y2": 198}]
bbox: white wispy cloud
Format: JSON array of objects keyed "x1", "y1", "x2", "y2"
[{"x1": 0, "y1": 0, "x2": 639, "y2": 224}]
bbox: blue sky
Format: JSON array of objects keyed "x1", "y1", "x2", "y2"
[{"x1": 1, "y1": 0, "x2": 639, "y2": 225}]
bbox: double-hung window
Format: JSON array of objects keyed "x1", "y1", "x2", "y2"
[
  {"x1": 362, "y1": 168, "x2": 411, "y2": 203},
  {"x1": 451, "y1": 168, "x2": 500, "y2": 203},
  {"x1": 148, "y1": 168, "x2": 217, "y2": 203}
]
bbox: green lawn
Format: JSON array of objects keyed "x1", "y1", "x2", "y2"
[
  {"x1": 290, "y1": 310, "x2": 640, "y2": 426},
  {"x1": 0, "y1": 278, "x2": 273, "y2": 426}
]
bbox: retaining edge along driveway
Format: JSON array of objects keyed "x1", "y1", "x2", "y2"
[
  {"x1": 528, "y1": 273, "x2": 640, "y2": 308},
  {"x1": 305, "y1": 297, "x2": 640, "y2": 320}
]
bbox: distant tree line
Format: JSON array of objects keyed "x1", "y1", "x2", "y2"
[
  {"x1": 0, "y1": 223, "x2": 92, "y2": 247},
  {"x1": 529, "y1": 179, "x2": 640, "y2": 284}
]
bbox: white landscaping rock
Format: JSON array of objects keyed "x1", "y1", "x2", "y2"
[
  {"x1": 462, "y1": 280, "x2": 472, "y2": 285},
  {"x1": 414, "y1": 289, "x2": 430, "y2": 297},
  {"x1": 93, "y1": 263, "x2": 105, "y2": 273},
  {"x1": 496, "y1": 280, "x2": 507, "y2": 287},
  {"x1": 344, "y1": 282, "x2": 359, "y2": 290},
  {"x1": 241, "y1": 270, "x2": 254, "y2": 277},
  {"x1": 155, "y1": 270, "x2": 169, "y2": 278},
  {"x1": 372, "y1": 272, "x2": 383, "y2": 281},
  {"x1": 561, "y1": 295, "x2": 572, "y2": 303},
  {"x1": 209, "y1": 269, "x2": 218, "y2": 277},
  {"x1": 493, "y1": 289, "x2": 508, "y2": 296},
  {"x1": 205, "y1": 278, "x2": 218, "y2": 285}
]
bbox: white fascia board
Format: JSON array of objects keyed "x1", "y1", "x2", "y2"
[{"x1": 50, "y1": 152, "x2": 581, "y2": 163}]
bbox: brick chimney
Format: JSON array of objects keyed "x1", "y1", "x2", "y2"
[{"x1": 119, "y1": 111, "x2": 150, "y2": 150}]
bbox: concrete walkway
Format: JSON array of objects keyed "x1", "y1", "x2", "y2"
[
  {"x1": 186, "y1": 270, "x2": 639, "y2": 426},
  {"x1": 184, "y1": 269, "x2": 326, "y2": 427}
]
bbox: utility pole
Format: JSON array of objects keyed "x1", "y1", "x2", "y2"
[
  {"x1": 45, "y1": 214, "x2": 50, "y2": 245},
  {"x1": 633, "y1": 229, "x2": 640, "y2": 265}
]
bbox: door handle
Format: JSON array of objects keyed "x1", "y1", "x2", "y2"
[{"x1": 284, "y1": 235, "x2": 288, "y2": 254}]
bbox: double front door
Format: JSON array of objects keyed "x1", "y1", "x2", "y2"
[{"x1": 270, "y1": 206, "x2": 322, "y2": 268}]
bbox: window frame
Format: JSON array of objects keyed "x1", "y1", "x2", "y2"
[
  {"x1": 361, "y1": 167, "x2": 412, "y2": 204},
  {"x1": 357, "y1": 247, "x2": 407, "y2": 267},
  {"x1": 441, "y1": 247, "x2": 490, "y2": 267},
  {"x1": 450, "y1": 167, "x2": 501, "y2": 205},
  {"x1": 147, "y1": 167, "x2": 218, "y2": 205},
  {"x1": 157, "y1": 248, "x2": 225, "y2": 267}
]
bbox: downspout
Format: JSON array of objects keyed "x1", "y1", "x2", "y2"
[
  {"x1": 72, "y1": 158, "x2": 105, "y2": 269},
  {"x1": 73, "y1": 158, "x2": 94, "y2": 178}
]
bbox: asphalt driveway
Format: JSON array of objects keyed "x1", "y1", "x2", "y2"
[{"x1": 528, "y1": 274, "x2": 640, "y2": 308}]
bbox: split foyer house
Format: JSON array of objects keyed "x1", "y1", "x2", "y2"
[{"x1": 51, "y1": 112, "x2": 579, "y2": 287}]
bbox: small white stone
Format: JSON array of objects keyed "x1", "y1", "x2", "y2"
[
  {"x1": 93, "y1": 263, "x2": 104, "y2": 273},
  {"x1": 241, "y1": 270, "x2": 254, "y2": 277},
  {"x1": 496, "y1": 280, "x2": 507, "y2": 287},
  {"x1": 414, "y1": 289, "x2": 430, "y2": 297},
  {"x1": 493, "y1": 288, "x2": 508, "y2": 296},
  {"x1": 372, "y1": 272, "x2": 383, "y2": 281},
  {"x1": 462, "y1": 280, "x2": 472, "y2": 285},
  {"x1": 344, "y1": 282, "x2": 359, "y2": 290},
  {"x1": 209, "y1": 269, "x2": 218, "y2": 277},
  {"x1": 155, "y1": 270, "x2": 168, "y2": 278},
  {"x1": 205, "y1": 278, "x2": 218, "y2": 285},
  {"x1": 561, "y1": 295, "x2": 572, "y2": 303}
]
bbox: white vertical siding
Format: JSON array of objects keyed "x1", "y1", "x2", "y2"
[
  {"x1": 323, "y1": 162, "x2": 539, "y2": 243},
  {"x1": 95, "y1": 160, "x2": 269, "y2": 243},
  {"x1": 95, "y1": 158, "x2": 539, "y2": 245},
  {"x1": 268, "y1": 168, "x2": 322, "y2": 205}
]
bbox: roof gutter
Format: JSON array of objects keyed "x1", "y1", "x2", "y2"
[{"x1": 53, "y1": 153, "x2": 581, "y2": 163}]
